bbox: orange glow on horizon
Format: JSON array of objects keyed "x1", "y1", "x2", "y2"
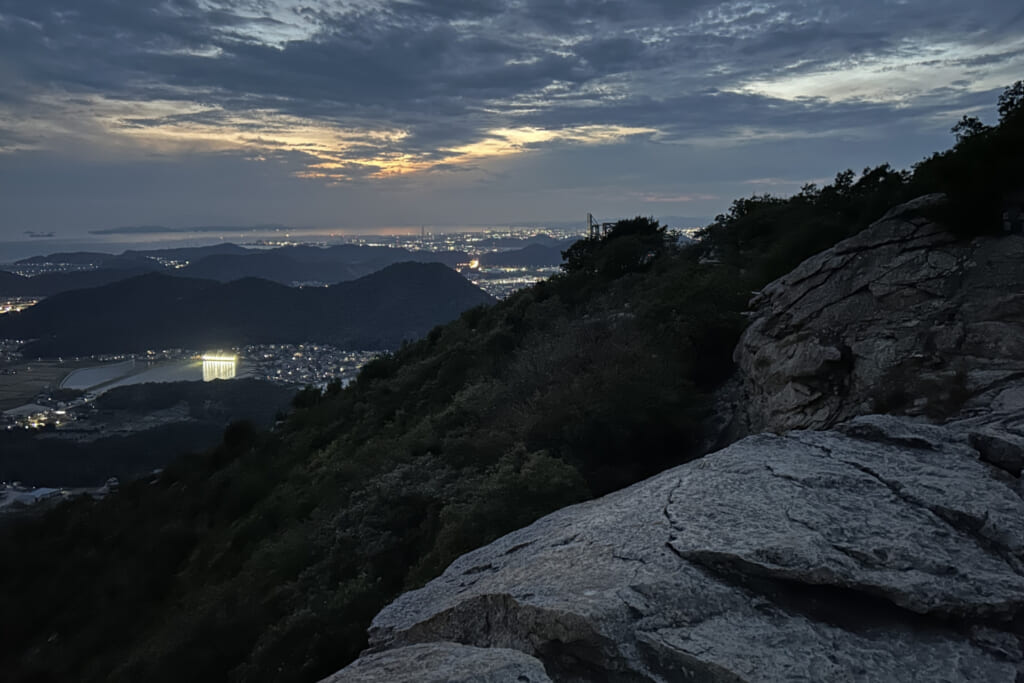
[{"x1": 73, "y1": 95, "x2": 656, "y2": 182}]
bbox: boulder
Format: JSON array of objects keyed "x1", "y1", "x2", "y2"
[
  {"x1": 319, "y1": 643, "x2": 551, "y2": 683},
  {"x1": 731, "y1": 194, "x2": 1024, "y2": 434},
  {"x1": 339, "y1": 414, "x2": 1024, "y2": 682}
]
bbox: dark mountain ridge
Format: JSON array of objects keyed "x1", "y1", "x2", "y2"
[
  {"x1": 0, "y1": 268, "x2": 162, "y2": 298},
  {"x1": 14, "y1": 244, "x2": 250, "y2": 267},
  {"x1": 124, "y1": 243, "x2": 251, "y2": 260},
  {"x1": 1, "y1": 243, "x2": 473, "y2": 294},
  {"x1": 175, "y1": 244, "x2": 469, "y2": 284},
  {"x1": 14, "y1": 251, "x2": 147, "y2": 267},
  {"x1": 177, "y1": 251, "x2": 357, "y2": 285},
  {"x1": 0, "y1": 262, "x2": 493, "y2": 356}
]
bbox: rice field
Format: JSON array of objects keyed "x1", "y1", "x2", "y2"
[{"x1": 0, "y1": 361, "x2": 74, "y2": 411}]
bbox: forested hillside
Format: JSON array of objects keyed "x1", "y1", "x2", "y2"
[
  {"x1": 1, "y1": 85, "x2": 1021, "y2": 683},
  {"x1": 0, "y1": 262, "x2": 492, "y2": 356}
]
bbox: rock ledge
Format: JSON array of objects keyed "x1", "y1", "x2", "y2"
[{"x1": 329, "y1": 412, "x2": 1024, "y2": 682}]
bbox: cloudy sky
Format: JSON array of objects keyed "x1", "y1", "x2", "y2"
[{"x1": 0, "y1": 0, "x2": 1022, "y2": 239}]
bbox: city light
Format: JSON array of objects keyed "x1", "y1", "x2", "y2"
[
  {"x1": 202, "y1": 352, "x2": 237, "y2": 382},
  {"x1": 201, "y1": 354, "x2": 238, "y2": 363}
]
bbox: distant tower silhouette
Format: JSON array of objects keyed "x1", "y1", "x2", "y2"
[{"x1": 587, "y1": 213, "x2": 614, "y2": 239}]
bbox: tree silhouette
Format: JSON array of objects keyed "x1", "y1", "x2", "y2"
[
  {"x1": 951, "y1": 115, "x2": 987, "y2": 143},
  {"x1": 561, "y1": 216, "x2": 670, "y2": 275},
  {"x1": 997, "y1": 80, "x2": 1024, "y2": 121}
]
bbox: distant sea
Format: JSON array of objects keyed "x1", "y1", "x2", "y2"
[{"x1": 0, "y1": 224, "x2": 570, "y2": 264}]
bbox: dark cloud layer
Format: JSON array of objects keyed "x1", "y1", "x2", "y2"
[{"x1": 0, "y1": 0, "x2": 1021, "y2": 235}]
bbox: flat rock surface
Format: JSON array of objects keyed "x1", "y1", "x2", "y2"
[
  {"x1": 319, "y1": 643, "x2": 552, "y2": 683},
  {"x1": 354, "y1": 414, "x2": 1024, "y2": 682}
]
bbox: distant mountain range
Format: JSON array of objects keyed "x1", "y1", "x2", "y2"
[
  {"x1": 14, "y1": 244, "x2": 248, "y2": 268},
  {"x1": 0, "y1": 263, "x2": 493, "y2": 356},
  {"x1": 0, "y1": 268, "x2": 158, "y2": 297},
  {"x1": 0, "y1": 237, "x2": 581, "y2": 297},
  {"x1": 176, "y1": 244, "x2": 468, "y2": 283},
  {"x1": 0, "y1": 243, "x2": 473, "y2": 296}
]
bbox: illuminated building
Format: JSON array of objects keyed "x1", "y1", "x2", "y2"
[{"x1": 202, "y1": 352, "x2": 237, "y2": 381}]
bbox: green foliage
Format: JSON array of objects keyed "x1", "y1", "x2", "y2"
[
  {"x1": 694, "y1": 163, "x2": 912, "y2": 284},
  {"x1": 911, "y1": 81, "x2": 1024, "y2": 236},
  {"x1": 561, "y1": 216, "x2": 672, "y2": 277},
  {"x1": 291, "y1": 385, "x2": 324, "y2": 409},
  {"x1": 951, "y1": 115, "x2": 988, "y2": 143},
  {"x1": 997, "y1": 80, "x2": 1024, "y2": 121}
]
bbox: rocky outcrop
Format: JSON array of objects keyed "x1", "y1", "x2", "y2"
[
  {"x1": 330, "y1": 412, "x2": 1024, "y2": 682},
  {"x1": 730, "y1": 193, "x2": 1024, "y2": 435},
  {"x1": 321, "y1": 643, "x2": 552, "y2": 682}
]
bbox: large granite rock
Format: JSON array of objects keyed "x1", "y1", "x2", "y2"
[
  {"x1": 730, "y1": 193, "x2": 1024, "y2": 435},
  {"x1": 321, "y1": 643, "x2": 551, "y2": 683},
  {"x1": 334, "y1": 413, "x2": 1024, "y2": 682}
]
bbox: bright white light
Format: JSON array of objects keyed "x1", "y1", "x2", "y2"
[
  {"x1": 203, "y1": 355, "x2": 237, "y2": 382},
  {"x1": 201, "y1": 354, "x2": 238, "y2": 362}
]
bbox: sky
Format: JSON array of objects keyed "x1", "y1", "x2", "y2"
[{"x1": 0, "y1": 0, "x2": 1022, "y2": 241}]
